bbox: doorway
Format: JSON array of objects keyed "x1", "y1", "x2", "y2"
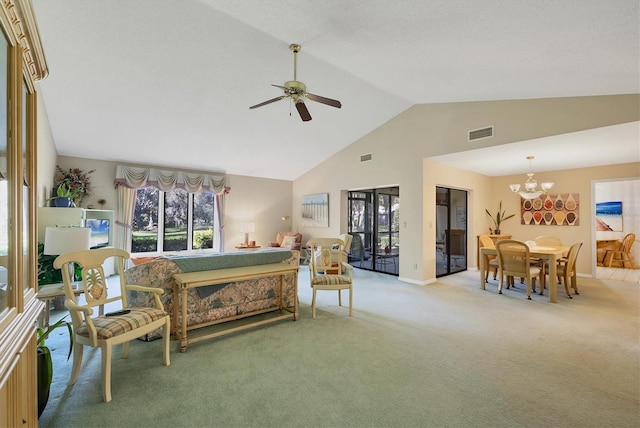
[
  {"x1": 436, "y1": 187, "x2": 468, "y2": 277},
  {"x1": 594, "y1": 178, "x2": 639, "y2": 282},
  {"x1": 348, "y1": 187, "x2": 400, "y2": 275}
]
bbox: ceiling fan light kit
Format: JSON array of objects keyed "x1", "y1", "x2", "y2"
[
  {"x1": 509, "y1": 156, "x2": 554, "y2": 200},
  {"x1": 249, "y1": 44, "x2": 342, "y2": 121}
]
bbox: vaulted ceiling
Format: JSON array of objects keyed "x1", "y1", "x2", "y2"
[{"x1": 32, "y1": 0, "x2": 639, "y2": 180}]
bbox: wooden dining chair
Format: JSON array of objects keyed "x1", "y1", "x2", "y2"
[
  {"x1": 531, "y1": 235, "x2": 563, "y2": 289},
  {"x1": 533, "y1": 235, "x2": 563, "y2": 247},
  {"x1": 556, "y1": 240, "x2": 584, "y2": 297},
  {"x1": 603, "y1": 233, "x2": 636, "y2": 268},
  {"x1": 496, "y1": 240, "x2": 543, "y2": 300},
  {"x1": 479, "y1": 235, "x2": 499, "y2": 282},
  {"x1": 308, "y1": 238, "x2": 353, "y2": 319},
  {"x1": 54, "y1": 248, "x2": 171, "y2": 402}
]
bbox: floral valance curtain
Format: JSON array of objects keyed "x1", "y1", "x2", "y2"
[{"x1": 114, "y1": 165, "x2": 229, "y2": 194}]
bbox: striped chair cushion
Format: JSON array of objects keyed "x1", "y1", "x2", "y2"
[
  {"x1": 76, "y1": 307, "x2": 167, "y2": 340},
  {"x1": 311, "y1": 275, "x2": 351, "y2": 286}
]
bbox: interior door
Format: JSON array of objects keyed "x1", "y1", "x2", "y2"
[{"x1": 436, "y1": 187, "x2": 468, "y2": 277}]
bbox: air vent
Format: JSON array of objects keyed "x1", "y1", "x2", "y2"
[
  {"x1": 360, "y1": 153, "x2": 373, "y2": 163},
  {"x1": 468, "y1": 125, "x2": 494, "y2": 142}
]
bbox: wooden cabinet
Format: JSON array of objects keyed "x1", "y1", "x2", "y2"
[{"x1": 0, "y1": 1, "x2": 48, "y2": 425}]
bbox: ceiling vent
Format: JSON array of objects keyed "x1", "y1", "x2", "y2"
[
  {"x1": 360, "y1": 153, "x2": 373, "y2": 163},
  {"x1": 468, "y1": 125, "x2": 494, "y2": 142}
]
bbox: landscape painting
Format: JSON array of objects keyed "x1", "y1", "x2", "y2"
[
  {"x1": 595, "y1": 201, "x2": 623, "y2": 231},
  {"x1": 302, "y1": 193, "x2": 329, "y2": 227}
]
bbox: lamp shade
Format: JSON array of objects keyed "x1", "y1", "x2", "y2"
[
  {"x1": 43, "y1": 227, "x2": 91, "y2": 255},
  {"x1": 241, "y1": 222, "x2": 255, "y2": 233}
]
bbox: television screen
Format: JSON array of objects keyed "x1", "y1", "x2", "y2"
[{"x1": 86, "y1": 219, "x2": 110, "y2": 248}]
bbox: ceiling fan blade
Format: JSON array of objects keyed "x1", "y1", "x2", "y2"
[
  {"x1": 295, "y1": 100, "x2": 312, "y2": 121},
  {"x1": 249, "y1": 95, "x2": 286, "y2": 109},
  {"x1": 306, "y1": 92, "x2": 342, "y2": 108}
]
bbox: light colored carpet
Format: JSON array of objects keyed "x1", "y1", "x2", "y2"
[{"x1": 39, "y1": 267, "x2": 639, "y2": 428}]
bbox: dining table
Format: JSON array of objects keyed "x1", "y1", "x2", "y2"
[{"x1": 479, "y1": 244, "x2": 570, "y2": 303}]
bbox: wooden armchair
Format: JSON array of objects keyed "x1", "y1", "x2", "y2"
[
  {"x1": 54, "y1": 248, "x2": 170, "y2": 402},
  {"x1": 308, "y1": 238, "x2": 353, "y2": 319},
  {"x1": 313, "y1": 233, "x2": 353, "y2": 267},
  {"x1": 604, "y1": 233, "x2": 636, "y2": 268}
]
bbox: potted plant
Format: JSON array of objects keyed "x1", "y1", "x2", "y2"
[
  {"x1": 46, "y1": 183, "x2": 81, "y2": 207},
  {"x1": 485, "y1": 201, "x2": 515, "y2": 235},
  {"x1": 37, "y1": 316, "x2": 73, "y2": 417},
  {"x1": 53, "y1": 165, "x2": 96, "y2": 207}
]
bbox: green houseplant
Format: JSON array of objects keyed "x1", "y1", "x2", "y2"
[
  {"x1": 37, "y1": 316, "x2": 73, "y2": 417},
  {"x1": 46, "y1": 183, "x2": 81, "y2": 207},
  {"x1": 485, "y1": 201, "x2": 515, "y2": 234},
  {"x1": 53, "y1": 165, "x2": 96, "y2": 207}
]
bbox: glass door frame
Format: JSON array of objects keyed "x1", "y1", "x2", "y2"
[
  {"x1": 436, "y1": 186, "x2": 468, "y2": 277},
  {"x1": 348, "y1": 187, "x2": 399, "y2": 276}
]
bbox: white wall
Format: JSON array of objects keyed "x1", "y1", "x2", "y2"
[
  {"x1": 35, "y1": 87, "x2": 58, "y2": 207},
  {"x1": 294, "y1": 95, "x2": 639, "y2": 283}
]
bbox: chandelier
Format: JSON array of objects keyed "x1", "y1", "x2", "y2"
[{"x1": 509, "y1": 156, "x2": 554, "y2": 200}]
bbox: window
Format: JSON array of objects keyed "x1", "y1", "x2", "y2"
[{"x1": 131, "y1": 187, "x2": 216, "y2": 254}]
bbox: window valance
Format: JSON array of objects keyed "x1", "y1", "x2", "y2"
[{"x1": 114, "y1": 165, "x2": 229, "y2": 194}]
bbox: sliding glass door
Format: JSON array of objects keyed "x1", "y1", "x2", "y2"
[
  {"x1": 436, "y1": 187, "x2": 467, "y2": 277},
  {"x1": 348, "y1": 187, "x2": 399, "y2": 275}
]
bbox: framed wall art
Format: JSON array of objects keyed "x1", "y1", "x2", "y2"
[
  {"x1": 521, "y1": 193, "x2": 579, "y2": 226},
  {"x1": 595, "y1": 201, "x2": 623, "y2": 231},
  {"x1": 302, "y1": 193, "x2": 329, "y2": 227}
]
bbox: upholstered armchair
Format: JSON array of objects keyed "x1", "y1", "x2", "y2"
[{"x1": 268, "y1": 231, "x2": 302, "y2": 251}]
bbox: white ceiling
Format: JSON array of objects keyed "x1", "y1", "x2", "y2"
[{"x1": 31, "y1": 0, "x2": 640, "y2": 181}]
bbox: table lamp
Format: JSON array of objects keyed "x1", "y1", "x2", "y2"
[
  {"x1": 241, "y1": 222, "x2": 255, "y2": 246},
  {"x1": 44, "y1": 227, "x2": 91, "y2": 285}
]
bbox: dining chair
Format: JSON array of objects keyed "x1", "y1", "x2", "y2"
[
  {"x1": 526, "y1": 237, "x2": 559, "y2": 287},
  {"x1": 308, "y1": 238, "x2": 353, "y2": 319},
  {"x1": 54, "y1": 248, "x2": 171, "y2": 402},
  {"x1": 556, "y1": 240, "x2": 584, "y2": 297},
  {"x1": 533, "y1": 235, "x2": 563, "y2": 247},
  {"x1": 313, "y1": 233, "x2": 353, "y2": 267},
  {"x1": 603, "y1": 233, "x2": 636, "y2": 269},
  {"x1": 478, "y1": 235, "x2": 499, "y2": 282},
  {"x1": 496, "y1": 240, "x2": 543, "y2": 300}
]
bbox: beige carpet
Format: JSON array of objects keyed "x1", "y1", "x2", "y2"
[{"x1": 39, "y1": 267, "x2": 639, "y2": 428}]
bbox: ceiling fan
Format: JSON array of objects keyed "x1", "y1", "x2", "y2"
[{"x1": 249, "y1": 44, "x2": 342, "y2": 122}]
